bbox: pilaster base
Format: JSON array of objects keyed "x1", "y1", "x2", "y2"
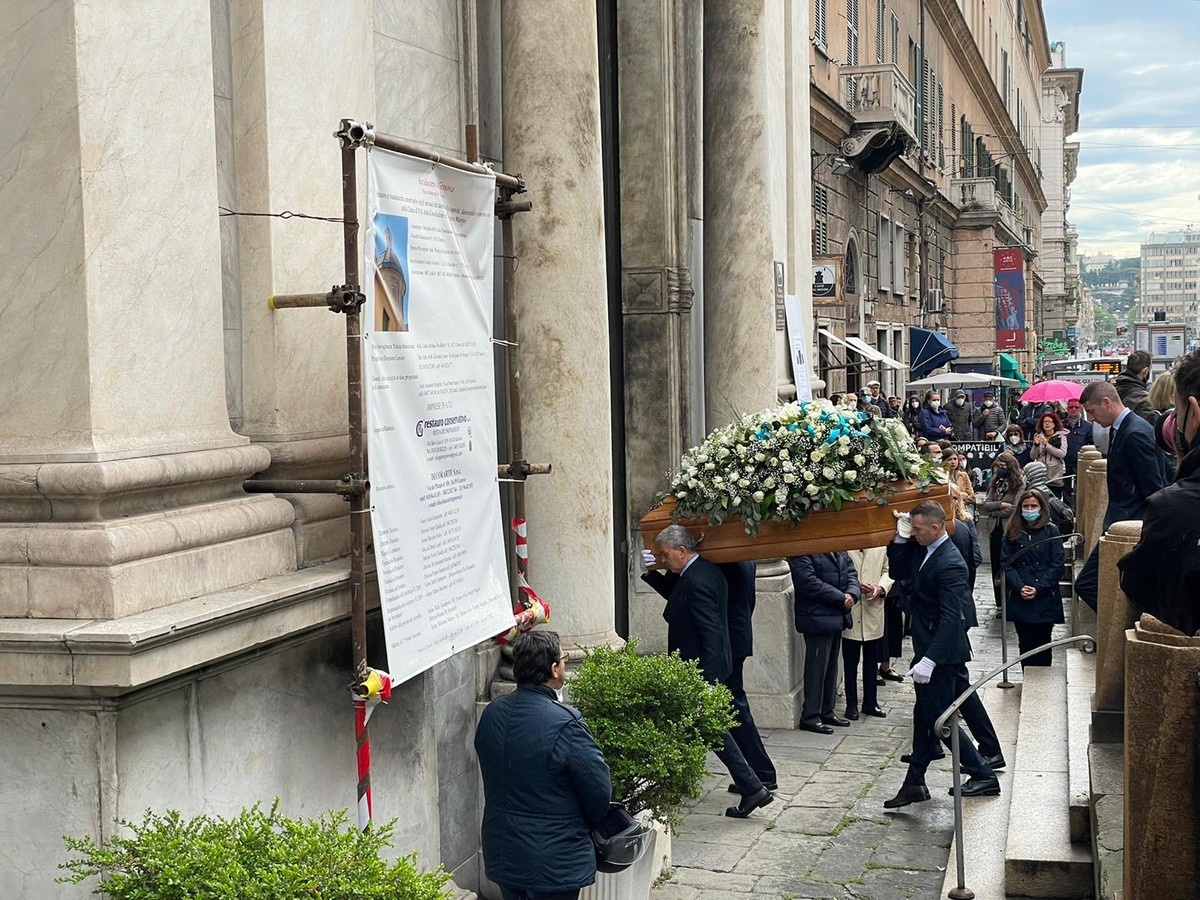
[{"x1": 743, "y1": 559, "x2": 803, "y2": 729}]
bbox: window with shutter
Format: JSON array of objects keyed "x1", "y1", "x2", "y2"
[
  {"x1": 891, "y1": 12, "x2": 899, "y2": 65},
  {"x1": 893, "y1": 222, "x2": 905, "y2": 297},
  {"x1": 814, "y1": 0, "x2": 828, "y2": 50},
  {"x1": 847, "y1": 0, "x2": 859, "y2": 66},
  {"x1": 878, "y1": 213, "x2": 892, "y2": 293},
  {"x1": 951, "y1": 102, "x2": 957, "y2": 160},
  {"x1": 876, "y1": 0, "x2": 885, "y2": 63},
  {"x1": 923, "y1": 59, "x2": 932, "y2": 156},
  {"x1": 937, "y1": 81, "x2": 944, "y2": 171},
  {"x1": 813, "y1": 185, "x2": 829, "y2": 256}
]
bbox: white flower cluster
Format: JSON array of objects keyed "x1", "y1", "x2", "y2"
[{"x1": 667, "y1": 399, "x2": 932, "y2": 534}]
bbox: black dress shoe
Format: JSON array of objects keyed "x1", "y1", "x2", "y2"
[
  {"x1": 799, "y1": 720, "x2": 834, "y2": 735},
  {"x1": 883, "y1": 784, "x2": 931, "y2": 809},
  {"x1": 948, "y1": 775, "x2": 1001, "y2": 798},
  {"x1": 899, "y1": 751, "x2": 946, "y2": 764},
  {"x1": 725, "y1": 786, "x2": 774, "y2": 818},
  {"x1": 983, "y1": 753, "x2": 1006, "y2": 770},
  {"x1": 880, "y1": 670, "x2": 905, "y2": 683},
  {"x1": 876, "y1": 677, "x2": 886, "y2": 686},
  {"x1": 865, "y1": 705, "x2": 888, "y2": 718},
  {"x1": 727, "y1": 781, "x2": 778, "y2": 793},
  {"x1": 845, "y1": 706, "x2": 860, "y2": 721},
  {"x1": 821, "y1": 714, "x2": 851, "y2": 727}
]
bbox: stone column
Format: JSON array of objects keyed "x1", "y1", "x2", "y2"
[
  {"x1": 1124, "y1": 616, "x2": 1200, "y2": 899},
  {"x1": 702, "y1": 0, "x2": 778, "y2": 423},
  {"x1": 0, "y1": 0, "x2": 295, "y2": 619},
  {"x1": 501, "y1": 0, "x2": 618, "y2": 648},
  {"x1": 1079, "y1": 451, "x2": 1107, "y2": 558},
  {"x1": 1091, "y1": 521, "x2": 1141, "y2": 743},
  {"x1": 225, "y1": 0, "x2": 375, "y2": 565},
  {"x1": 744, "y1": 560, "x2": 804, "y2": 727}
]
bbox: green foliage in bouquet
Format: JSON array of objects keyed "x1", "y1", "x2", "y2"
[
  {"x1": 59, "y1": 801, "x2": 451, "y2": 900},
  {"x1": 666, "y1": 399, "x2": 941, "y2": 534},
  {"x1": 569, "y1": 641, "x2": 737, "y2": 830}
]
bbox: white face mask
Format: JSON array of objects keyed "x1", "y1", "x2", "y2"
[
  {"x1": 1008, "y1": 435, "x2": 1022, "y2": 445},
  {"x1": 984, "y1": 400, "x2": 994, "y2": 407},
  {"x1": 955, "y1": 398, "x2": 965, "y2": 406},
  {"x1": 930, "y1": 401, "x2": 941, "y2": 410}
]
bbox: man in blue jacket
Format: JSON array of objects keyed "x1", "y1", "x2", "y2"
[
  {"x1": 789, "y1": 552, "x2": 859, "y2": 734},
  {"x1": 476, "y1": 630, "x2": 612, "y2": 900}
]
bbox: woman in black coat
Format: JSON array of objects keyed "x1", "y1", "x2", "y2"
[{"x1": 1000, "y1": 490, "x2": 1065, "y2": 667}]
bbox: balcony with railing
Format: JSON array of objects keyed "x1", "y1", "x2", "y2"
[
  {"x1": 953, "y1": 177, "x2": 1025, "y2": 245},
  {"x1": 838, "y1": 64, "x2": 917, "y2": 145}
]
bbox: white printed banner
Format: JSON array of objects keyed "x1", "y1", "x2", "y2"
[
  {"x1": 363, "y1": 148, "x2": 514, "y2": 685},
  {"x1": 784, "y1": 294, "x2": 813, "y2": 401}
]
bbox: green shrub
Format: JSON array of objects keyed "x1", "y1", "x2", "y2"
[
  {"x1": 569, "y1": 640, "x2": 737, "y2": 829},
  {"x1": 59, "y1": 801, "x2": 451, "y2": 899}
]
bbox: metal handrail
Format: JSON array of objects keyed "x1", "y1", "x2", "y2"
[
  {"x1": 933, "y1": 633, "x2": 1096, "y2": 900},
  {"x1": 996, "y1": 530, "x2": 1082, "y2": 688}
]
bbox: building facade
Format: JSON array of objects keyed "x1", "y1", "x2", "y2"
[
  {"x1": 1140, "y1": 229, "x2": 1200, "y2": 337},
  {"x1": 809, "y1": 0, "x2": 1063, "y2": 390}
]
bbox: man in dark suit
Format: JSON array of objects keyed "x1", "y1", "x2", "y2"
[
  {"x1": 719, "y1": 561, "x2": 778, "y2": 793},
  {"x1": 788, "y1": 552, "x2": 859, "y2": 734},
  {"x1": 1075, "y1": 381, "x2": 1166, "y2": 610},
  {"x1": 641, "y1": 525, "x2": 774, "y2": 818},
  {"x1": 884, "y1": 501, "x2": 1000, "y2": 808}
]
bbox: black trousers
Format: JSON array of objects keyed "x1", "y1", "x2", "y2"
[
  {"x1": 500, "y1": 888, "x2": 579, "y2": 900},
  {"x1": 883, "y1": 595, "x2": 905, "y2": 661},
  {"x1": 716, "y1": 729, "x2": 764, "y2": 798},
  {"x1": 1076, "y1": 544, "x2": 1099, "y2": 611},
  {"x1": 725, "y1": 657, "x2": 777, "y2": 787},
  {"x1": 801, "y1": 632, "x2": 841, "y2": 724},
  {"x1": 905, "y1": 661, "x2": 993, "y2": 787},
  {"x1": 841, "y1": 637, "x2": 884, "y2": 712},
  {"x1": 1014, "y1": 621, "x2": 1054, "y2": 667}
]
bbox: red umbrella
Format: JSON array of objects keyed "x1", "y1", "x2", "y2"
[{"x1": 1019, "y1": 379, "x2": 1083, "y2": 403}]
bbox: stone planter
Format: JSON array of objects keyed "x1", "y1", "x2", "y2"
[
  {"x1": 579, "y1": 820, "x2": 669, "y2": 900},
  {"x1": 638, "y1": 483, "x2": 952, "y2": 562}
]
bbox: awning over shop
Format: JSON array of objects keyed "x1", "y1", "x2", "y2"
[
  {"x1": 909, "y1": 327, "x2": 959, "y2": 379},
  {"x1": 997, "y1": 351, "x2": 1030, "y2": 387},
  {"x1": 818, "y1": 329, "x2": 907, "y2": 370}
]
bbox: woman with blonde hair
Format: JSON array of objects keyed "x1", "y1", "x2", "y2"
[
  {"x1": 1148, "y1": 369, "x2": 1175, "y2": 413},
  {"x1": 842, "y1": 547, "x2": 892, "y2": 720}
]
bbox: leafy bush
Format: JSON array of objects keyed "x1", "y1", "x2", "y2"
[
  {"x1": 59, "y1": 801, "x2": 451, "y2": 899},
  {"x1": 569, "y1": 641, "x2": 737, "y2": 829}
]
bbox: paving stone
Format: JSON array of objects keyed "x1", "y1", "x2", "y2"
[
  {"x1": 845, "y1": 864, "x2": 945, "y2": 899},
  {"x1": 668, "y1": 867, "x2": 759, "y2": 893},
  {"x1": 673, "y1": 839, "x2": 751, "y2": 873},
  {"x1": 692, "y1": 891, "x2": 765, "y2": 900},
  {"x1": 764, "y1": 729, "x2": 846, "y2": 750},
  {"x1": 676, "y1": 812, "x2": 767, "y2": 846},
  {"x1": 788, "y1": 777, "x2": 866, "y2": 809},
  {"x1": 650, "y1": 884, "x2": 702, "y2": 900},
  {"x1": 751, "y1": 875, "x2": 848, "y2": 898},
  {"x1": 767, "y1": 743, "x2": 841, "y2": 765},
  {"x1": 731, "y1": 829, "x2": 829, "y2": 877},
  {"x1": 817, "y1": 754, "x2": 884, "y2": 774},
  {"x1": 869, "y1": 839, "x2": 951, "y2": 872},
  {"x1": 808, "y1": 838, "x2": 875, "y2": 884},
  {"x1": 772, "y1": 805, "x2": 848, "y2": 835},
  {"x1": 830, "y1": 734, "x2": 906, "y2": 758}
]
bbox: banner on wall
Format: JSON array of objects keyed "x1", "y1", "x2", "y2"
[
  {"x1": 784, "y1": 293, "x2": 814, "y2": 401},
  {"x1": 994, "y1": 248, "x2": 1026, "y2": 351},
  {"x1": 363, "y1": 148, "x2": 514, "y2": 685}
]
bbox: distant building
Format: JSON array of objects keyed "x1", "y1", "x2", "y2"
[
  {"x1": 1140, "y1": 229, "x2": 1200, "y2": 334},
  {"x1": 1080, "y1": 252, "x2": 1116, "y2": 273}
]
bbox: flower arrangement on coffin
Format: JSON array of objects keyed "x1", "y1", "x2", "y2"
[{"x1": 640, "y1": 398, "x2": 951, "y2": 562}]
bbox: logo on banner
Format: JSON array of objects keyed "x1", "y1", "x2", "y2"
[{"x1": 994, "y1": 248, "x2": 1026, "y2": 351}]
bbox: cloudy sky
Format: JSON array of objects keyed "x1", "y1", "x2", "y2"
[{"x1": 1042, "y1": 0, "x2": 1200, "y2": 259}]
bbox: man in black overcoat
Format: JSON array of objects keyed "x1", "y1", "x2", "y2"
[
  {"x1": 884, "y1": 501, "x2": 1000, "y2": 808},
  {"x1": 1075, "y1": 380, "x2": 1166, "y2": 610},
  {"x1": 641, "y1": 525, "x2": 774, "y2": 818}
]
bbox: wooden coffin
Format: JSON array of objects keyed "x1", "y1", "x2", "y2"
[{"x1": 639, "y1": 483, "x2": 953, "y2": 563}]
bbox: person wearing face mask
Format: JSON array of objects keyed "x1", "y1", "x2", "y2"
[
  {"x1": 979, "y1": 451, "x2": 1025, "y2": 607},
  {"x1": 946, "y1": 390, "x2": 974, "y2": 440},
  {"x1": 1000, "y1": 491, "x2": 1065, "y2": 667},
  {"x1": 1062, "y1": 398, "x2": 1093, "y2": 505},
  {"x1": 974, "y1": 392, "x2": 1006, "y2": 441},
  {"x1": 1003, "y1": 424, "x2": 1031, "y2": 467},
  {"x1": 1118, "y1": 351, "x2": 1200, "y2": 637},
  {"x1": 902, "y1": 394, "x2": 923, "y2": 436},
  {"x1": 919, "y1": 391, "x2": 954, "y2": 441}
]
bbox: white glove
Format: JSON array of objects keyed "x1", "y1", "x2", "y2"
[
  {"x1": 906, "y1": 657, "x2": 935, "y2": 684},
  {"x1": 640, "y1": 549, "x2": 659, "y2": 572},
  {"x1": 894, "y1": 511, "x2": 912, "y2": 540}
]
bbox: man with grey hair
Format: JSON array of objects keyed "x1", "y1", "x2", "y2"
[{"x1": 641, "y1": 526, "x2": 774, "y2": 818}]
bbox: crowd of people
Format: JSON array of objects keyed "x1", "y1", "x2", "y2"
[{"x1": 473, "y1": 349, "x2": 1200, "y2": 900}]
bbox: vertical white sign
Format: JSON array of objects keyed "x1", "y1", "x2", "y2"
[
  {"x1": 363, "y1": 148, "x2": 514, "y2": 684},
  {"x1": 784, "y1": 294, "x2": 813, "y2": 401}
]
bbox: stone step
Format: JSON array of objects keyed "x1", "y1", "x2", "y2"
[
  {"x1": 1089, "y1": 743, "x2": 1124, "y2": 900},
  {"x1": 1066, "y1": 648, "x2": 1095, "y2": 843},
  {"x1": 1004, "y1": 665, "x2": 1094, "y2": 898},
  {"x1": 940, "y1": 683, "x2": 1022, "y2": 900}
]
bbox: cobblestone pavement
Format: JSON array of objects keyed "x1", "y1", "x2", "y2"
[{"x1": 652, "y1": 564, "x2": 1072, "y2": 900}]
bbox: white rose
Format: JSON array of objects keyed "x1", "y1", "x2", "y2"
[
  {"x1": 688, "y1": 467, "x2": 698, "y2": 476},
  {"x1": 804, "y1": 470, "x2": 815, "y2": 481},
  {"x1": 779, "y1": 449, "x2": 790, "y2": 460},
  {"x1": 783, "y1": 473, "x2": 797, "y2": 484},
  {"x1": 844, "y1": 470, "x2": 857, "y2": 480},
  {"x1": 755, "y1": 452, "x2": 766, "y2": 462},
  {"x1": 676, "y1": 491, "x2": 688, "y2": 498},
  {"x1": 713, "y1": 475, "x2": 724, "y2": 485},
  {"x1": 854, "y1": 454, "x2": 865, "y2": 466},
  {"x1": 838, "y1": 436, "x2": 851, "y2": 446},
  {"x1": 731, "y1": 495, "x2": 741, "y2": 505},
  {"x1": 738, "y1": 478, "x2": 751, "y2": 488},
  {"x1": 838, "y1": 445, "x2": 850, "y2": 456},
  {"x1": 688, "y1": 479, "x2": 699, "y2": 488},
  {"x1": 823, "y1": 467, "x2": 835, "y2": 480},
  {"x1": 763, "y1": 477, "x2": 776, "y2": 489},
  {"x1": 769, "y1": 457, "x2": 780, "y2": 467},
  {"x1": 718, "y1": 447, "x2": 731, "y2": 459},
  {"x1": 752, "y1": 490, "x2": 765, "y2": 502},
  {"x1": 705, "y1": 462, "x2": 716, "y2": 470},
  {"x1": 806, "y1": 484, "x2": 820, "y2": 496}
]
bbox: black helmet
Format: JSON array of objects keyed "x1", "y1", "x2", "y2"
[{"x1": 591, "y1": 803, "x2": 650, "y2": 873}]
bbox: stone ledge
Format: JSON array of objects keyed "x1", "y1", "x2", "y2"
[{"x1": 0, "y1": 560, "x2": 369, "y2": 696}]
